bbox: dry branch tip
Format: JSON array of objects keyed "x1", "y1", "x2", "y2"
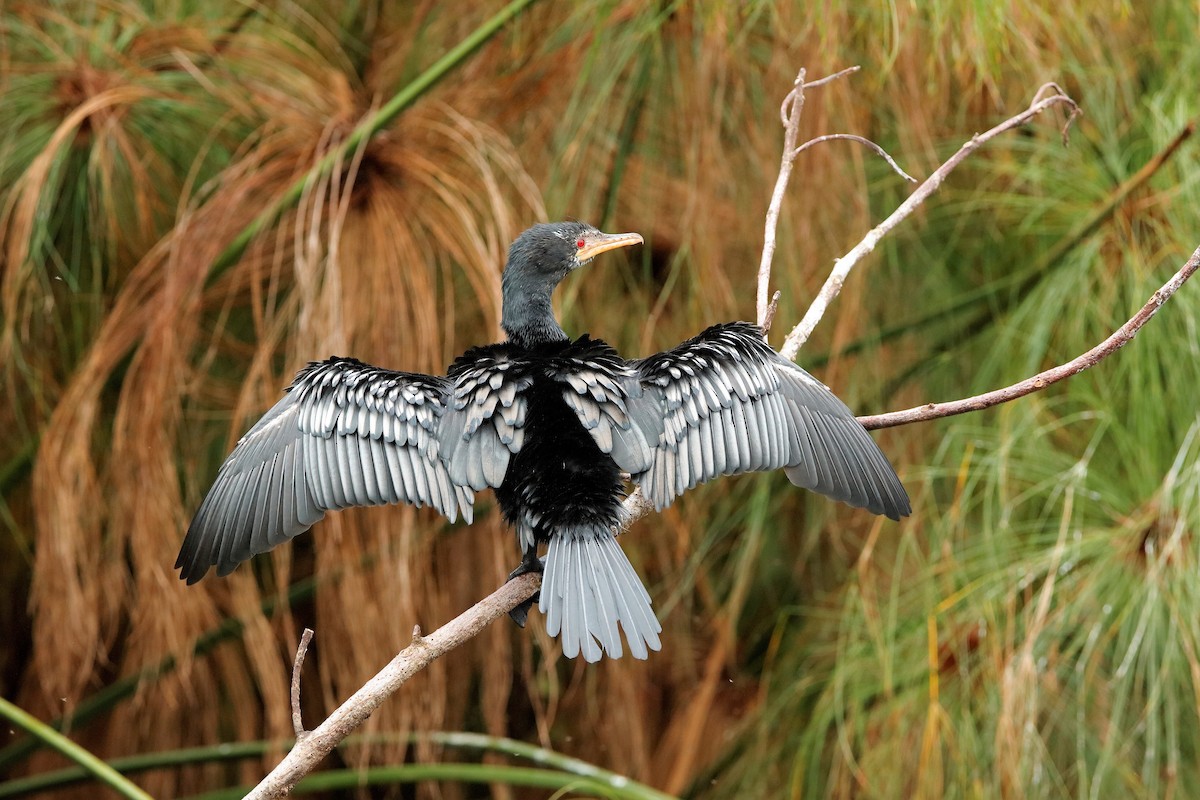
[
  {"x1": 793, "y1": 134, "x2": 917, "y2": 182},
  {"x1": 291, "y1": 628, "x2": 314, "y2": 741},
  {"x1": 762, "y1": 291, "x2": 782, "y2": 334}
]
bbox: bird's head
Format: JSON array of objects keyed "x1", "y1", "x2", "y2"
[
  {"x1": 501, "y1": 222, "x2": 643, "y2": 344},
  {"x1": 504, "y1": 222, "x2": 643, "y2": 287}
]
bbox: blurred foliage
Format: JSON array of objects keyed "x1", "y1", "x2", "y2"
[{"x1": 1, "y1": 0, "x2": 1198, "y2": 798}]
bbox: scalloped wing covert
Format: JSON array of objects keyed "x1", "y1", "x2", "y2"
[
  {"x1": 543, "y1": 337, "x2": 656, "y2": 476},
  {"x1": 438, "y1": 345, "x2": 536, "y2": 492}
]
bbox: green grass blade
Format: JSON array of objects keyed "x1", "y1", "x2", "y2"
[
  {"x1": 208, "y1": 0, "x2": 541, "y2": 280},
  {"x1": 0, "y1": 696, "x2": 154, "y2": 800},
  {"x1": 0, "y1": 575, "x2": 318, "y2": 772},
  {"x1": 0, "y1": 733, "x2": 673, "y2": 800}
]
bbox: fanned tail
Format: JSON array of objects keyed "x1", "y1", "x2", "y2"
[{"x1": 539, "y1": 526, "x2": 662, "y2": 662}]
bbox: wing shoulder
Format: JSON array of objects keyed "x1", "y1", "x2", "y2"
[
  {"x1": 438, "y1": 344, "x2": 535, "y2": 491},
  {"x1": 546, "y1": 336, "x2": 656, "y2": 475},
  {"x1": 630, "y1": 323, "x2": 783, "y2": 507},
  {"x1": 290, "y1": 358, "x2": 471, "y2": 517}
]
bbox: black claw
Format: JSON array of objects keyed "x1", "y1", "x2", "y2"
[
  {"x1": 507, "y1": 553, "x2": 545, "y2": 581},
  {"x1": 506, "y1": 552, "x2": 545, "y2": 627},
  {"x1": 509, "y1": 597, "x2": 536, "y2": 628}
]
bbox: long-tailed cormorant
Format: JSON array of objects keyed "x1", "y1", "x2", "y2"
[{"x1": 177, "y1": 222, "x2": 910, "y2": 662}]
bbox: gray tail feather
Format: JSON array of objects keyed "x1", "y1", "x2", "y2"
[{"x1": 539, "y1": 526, "x2": 662, "y2": 662}]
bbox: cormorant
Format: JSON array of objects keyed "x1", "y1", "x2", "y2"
[{"x1": 177, "y1": 222, "x2": 910, "y2": 662}]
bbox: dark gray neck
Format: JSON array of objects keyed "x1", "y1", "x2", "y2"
[{"x1": 501, "y1": 278, "x2": 567, "y2": 346}]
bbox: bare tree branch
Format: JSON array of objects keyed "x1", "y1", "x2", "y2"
[
  {"x1": 245, "y1": 573, "x2": 541, "y2": 800},
  {"x1": 756, "y1": 66, "x2": 863, "y2": 326},
  {"x1": 856, "y1": 245, "x2": 1200, "y2": 430},
  {"x1": 628, "y1": 80, "x2": 1081, "y2": 529},
  {"x1": 290, "y1": 628, "x2": 314, "y2": 740},
  {"x1": 780, "y1": 84, "x2": 1081, "y2": 361}
]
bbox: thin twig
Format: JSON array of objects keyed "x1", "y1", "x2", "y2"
[
  {"x1": 857, "y1": 245, "x2": 1200, "y2": 430},
  {"x1": 290, "y1": 628, "x2": 314, "y2": 740},
  {"x1": 802, "y1": 65, "x2": 861, "y2": 89},
  {"x1": 244, "y1": 573, "x2": 541, "y2": 800},
  {"x1": 761, "y1": 290, "x2": 782, "y2": 334},
  {"x1": 781, "y1": 84, "x2": 1081, "y2": 360},
  {"x1": 757, "y1": 66, "x2": 862, "y2": 326},
  {"x1": 757, "y1": 67, "x2": 810, "y2": 327},
  {"x1": 793, "y1": 134, "x2": 917, "y2": 182}
]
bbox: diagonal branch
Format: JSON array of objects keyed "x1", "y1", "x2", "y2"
[
  {"x1": 244, "y1": 573, "x2": 541, "y2": 800},
  {"x1": 780, "y1": 84, "x2": 1081, "y2": 360},
  {"x1": 857, "y1": 245, "x2": 1200, "y2": 430}
]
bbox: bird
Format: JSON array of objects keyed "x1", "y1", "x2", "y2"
[{"x1": 176, "y1": 221, "x2": 911, "y2": 662}]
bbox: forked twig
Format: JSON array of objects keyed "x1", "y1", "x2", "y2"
[
  {"x1": 781, "y1": 83, "x2": 1081, "y2": 360},
  {"x1": 756, "y1": 65, "x2": 916, "y2": 327}
]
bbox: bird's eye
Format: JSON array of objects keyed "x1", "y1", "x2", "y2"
[{"x1": 576, "y1": 239, "x2": 585, "y2": 248}]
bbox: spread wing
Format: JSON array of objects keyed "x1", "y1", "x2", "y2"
[
  {"x1": 438, "y1": 345, "x2": 535, "y2": 492},
  {"x1": 629, "y1": 322, "x2": 911, "y2": 518},
  {"x1": 176, "y1": 358, "x2": 473, "y2": 584}
]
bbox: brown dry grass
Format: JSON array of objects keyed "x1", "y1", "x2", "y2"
[{"x1": 3, "y1": 1, "x2": 1192, "y2": 798}]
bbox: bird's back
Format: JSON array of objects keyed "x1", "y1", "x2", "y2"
[{"x1": 448, "y1": 338, "x2": 629, "y2": 551}]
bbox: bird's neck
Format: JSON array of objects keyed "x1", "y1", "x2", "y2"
[{"x1": 501, "y1": 285, "x2": 568, "y2": 347}]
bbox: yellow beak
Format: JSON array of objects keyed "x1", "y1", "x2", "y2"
[{"x1": 577, "y1": 231, "x2": 644, "y2": 262}]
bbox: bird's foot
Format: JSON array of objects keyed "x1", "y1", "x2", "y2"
[{"x1": 506, "y1": 554, "x2": 545, "y2": 628}]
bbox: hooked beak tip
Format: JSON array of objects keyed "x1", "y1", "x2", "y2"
[{"x1": 577, "y1": 231, "x2": 643, "y2": 262}]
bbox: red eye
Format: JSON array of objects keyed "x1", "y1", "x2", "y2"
[{"x1": 576, "y1": 239, "x2": 585, "y2": 248}]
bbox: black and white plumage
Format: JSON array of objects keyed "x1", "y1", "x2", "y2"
[
  {"x1": 176, "y1": 360, "x2": 473, "y2": 582},
  {"x1": 178, "y1": 221, "x2": 911, "y2": 662}
]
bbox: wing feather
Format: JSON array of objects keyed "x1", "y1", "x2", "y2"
[
  {"x1": 628, "y1": 322, "x2": 911, "y2": 519},
  {"x1": 177, "y1": 358, "x2": 471, "y2": 584},
  {"x1": 249, "y1": 455, "x2": 279, "y2": 558}
]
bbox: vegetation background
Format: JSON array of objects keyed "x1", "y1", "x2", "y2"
[{"x1": 2, "y1": 1, "x2": 1198, "y2": 797}]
